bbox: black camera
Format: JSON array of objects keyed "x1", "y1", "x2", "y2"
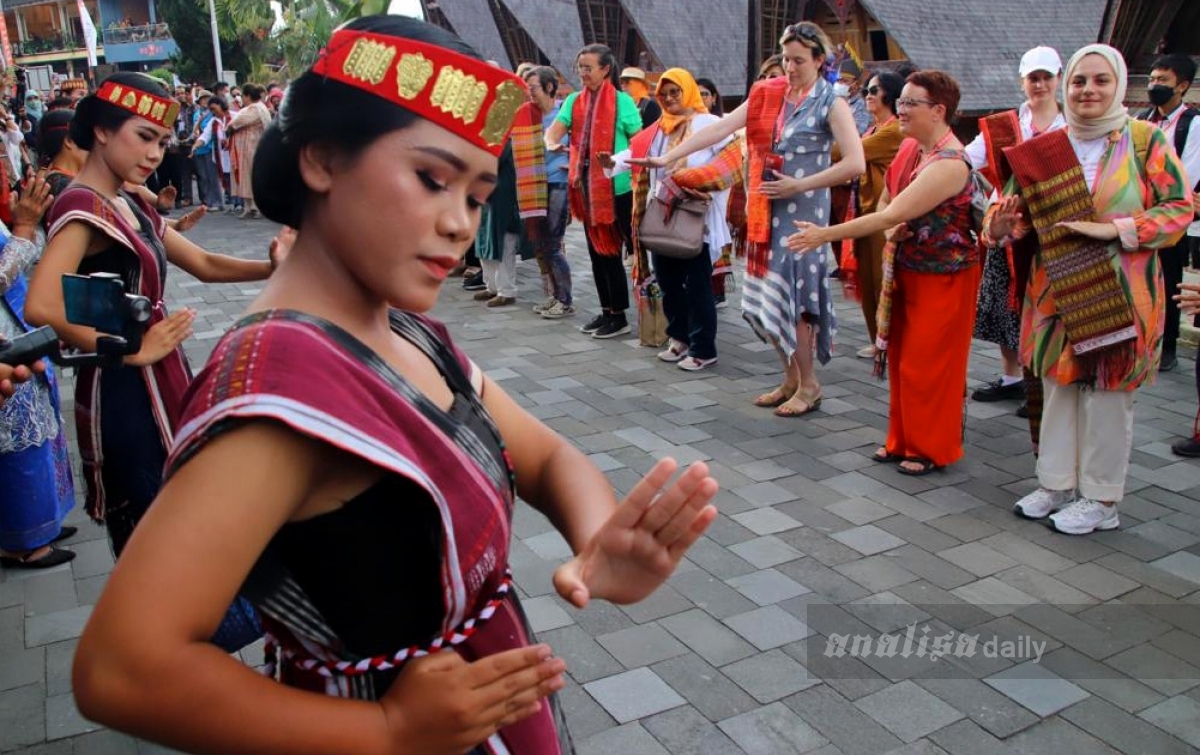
[{"x1": 0, "y1": 273, "x2": 152, "y2": 369}]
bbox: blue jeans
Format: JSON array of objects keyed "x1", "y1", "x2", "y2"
[
  {"x1": 653, "y1": 246, "x2": 717, "y2": 360},
  {"x1": 540, "y1": 184, "x2": 573, "y2": 305}
]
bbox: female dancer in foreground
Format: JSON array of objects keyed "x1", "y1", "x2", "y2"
[{"x1": 72, "y1": 16, "x2": 717, "y2": 755}]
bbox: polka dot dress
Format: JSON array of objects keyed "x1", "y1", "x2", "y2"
[{"x1": 742, "y1": 78, "x2": 838, "y2": 364}]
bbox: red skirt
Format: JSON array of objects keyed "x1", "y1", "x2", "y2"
[{"x1": 884, "y1": 265, "x2": 981, "y2": 466}]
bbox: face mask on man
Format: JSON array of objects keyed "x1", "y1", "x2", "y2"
[
  {"x1": 833, "y1": 82, "x2": 851, "y2": 98},
  {"x1": 1148, "y1": 84, "x2": 1176, "y2": 108}
]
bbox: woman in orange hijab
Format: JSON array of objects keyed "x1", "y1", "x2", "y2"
[{"x1": 603, "y1": 68, "x2": 739, "y2": 371}]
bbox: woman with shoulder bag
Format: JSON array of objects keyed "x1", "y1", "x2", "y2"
[{"x1": 601, "y1": 68, "x2": 741, "y2": 371}]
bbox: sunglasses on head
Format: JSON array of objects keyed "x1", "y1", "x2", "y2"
[{"x1": 783, "y1": 23, "x2": 823, "y2": 52}]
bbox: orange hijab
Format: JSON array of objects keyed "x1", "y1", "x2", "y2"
[{"x1": 656, "y1": 68, "x2": 708, "y2": 134}]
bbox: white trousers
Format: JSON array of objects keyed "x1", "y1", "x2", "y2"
[
  {"x1": 1036, "y1": 379, "x2": 1135, "y2": 502},
  {"x1": 481, "y1": 233, "x2": 519, "y2": 298}
]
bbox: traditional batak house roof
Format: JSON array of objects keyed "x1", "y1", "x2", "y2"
[{"x1": 858, "y1": 0, "x2": 1106, "y2": 114}]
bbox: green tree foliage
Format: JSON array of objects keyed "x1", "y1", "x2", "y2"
[
  {"x1": 273, "y1": 0, "x2": 390, "y2": 78},
  {"x1": 156, "y1": 0, "x2": 253, "y2": 82},
  {"x1": 157, "y1": 0, "x2": 396, "y2": 83}
]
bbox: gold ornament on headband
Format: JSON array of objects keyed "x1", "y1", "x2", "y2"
[
  {"x1": 396, "y1": 53, "x2": 434, "y2": 100},
  {"x1": 481, "y1": 80, "x2": 524, "y2": 146},
  {"x1": 97, "y1": 81, "x2": 180, "y2": 129},
  {"x1": 311, "y1": 29, "x2": 527, "y2": 157},
  {"x1": 342, "y1": 37, "x2": 396, "y2": 86},
  {"x1": 430, "y1": 67, "x2": 488, "y2": 123}
]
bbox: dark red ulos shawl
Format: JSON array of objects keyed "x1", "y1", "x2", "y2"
[{"x1": 568, "y1": 81, "x2": 623, "y2": 255}]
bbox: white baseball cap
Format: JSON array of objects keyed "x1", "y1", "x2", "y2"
[{"x1": 1019, "y1": 46, "x2": 1062, "y2": 77}]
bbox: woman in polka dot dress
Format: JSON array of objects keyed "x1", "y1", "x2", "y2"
[{"x1": 634, "y1": 22, "x2": 864, "y2": 416}]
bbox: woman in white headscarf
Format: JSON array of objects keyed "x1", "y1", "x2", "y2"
[{"x1": 988, "y1": 44, "x2": 1194, "y2": 535}]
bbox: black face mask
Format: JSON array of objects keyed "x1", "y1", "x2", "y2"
[{"x1": 1149, "y1": 84, "x2": 1176, "y2": 108}]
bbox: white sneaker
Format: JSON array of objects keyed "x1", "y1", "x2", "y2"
[
  {"x1": 532, "y1": 296, "x2": 557, "y2": 315},
  {"x1": 657, "y1": 339, "x2": 688, "y2": 362},
  {"x1": 678, "y1": 355, "x2": 718, "y2": 371},
  {"x1": 1048, "y1": 498, "x2": 1120, "y2": 535},
  {"x1": 1013, "y1": 487, "x2": 1075, "y2": 520}
]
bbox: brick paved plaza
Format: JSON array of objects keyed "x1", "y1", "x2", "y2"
[{"x1": 2, "y1": 212, "x2": 1200, "y2": 754}]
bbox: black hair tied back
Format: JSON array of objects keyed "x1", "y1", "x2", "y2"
[{"x1": 38, "y1": 109, "x2": 75, "y2": 167}]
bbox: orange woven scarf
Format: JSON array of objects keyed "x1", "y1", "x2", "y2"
[{"x1": 743, "y1": 77, "x2": 789, "y2": 276}]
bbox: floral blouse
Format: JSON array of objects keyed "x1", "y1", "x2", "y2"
[{"x1": 0, "y1": 227, "x2": 59, "y2": 453}]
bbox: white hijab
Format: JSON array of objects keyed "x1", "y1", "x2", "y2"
[{"x1": 1063, "y1": 44, "x2": 1129, "y2": 141}]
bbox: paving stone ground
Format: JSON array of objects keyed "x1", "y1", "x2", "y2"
[{"x1": 3, "y1": 211, "x2": 1200, "y2": 754}]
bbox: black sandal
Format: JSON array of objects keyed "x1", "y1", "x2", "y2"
[
  {"x1": 0, "y1": 546, "x2": 76, "y2": 570},
  {"x1": 897, "y1": 458, "x2": 943, "y2": 476},
  {"x1": 872, "y1": 448, "x2": 903, "y2": 463}
]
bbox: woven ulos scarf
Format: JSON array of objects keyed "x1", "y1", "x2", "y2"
[
  {"x1": 568, "y1": 82, "x2": 622, "y2": 254},
  {"x1": 510, "y1": 102, "x2": 548, "y2": 238},
  {"x1": 1002, "y1": 129, "x2": 1136, "y2": 365}
]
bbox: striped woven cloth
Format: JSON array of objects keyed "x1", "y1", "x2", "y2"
[
  {"x1": 1003, "y1": 129, "x2": 1136, "y2": 356},
  {"x1": 511, "y1": 102, "x2": 547, "y2": 220}
]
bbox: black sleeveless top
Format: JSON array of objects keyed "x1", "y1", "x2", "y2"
[{"x1": 267, "y1": 394, "x2": 501, "y2": 657}]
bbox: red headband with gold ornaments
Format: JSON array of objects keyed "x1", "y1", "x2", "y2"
[
  {"x1": 96, "y1": 80, "x2": 180, "y2": 130},
  {"x1": 312, "y1": 29, "x2": 527, "y2": 156}
]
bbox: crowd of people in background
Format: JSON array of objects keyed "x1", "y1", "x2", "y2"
[
  {"x1": 7, "y1": 75, "x2": 289, "y2": 222},
  {"x1": 447, "y1": 32, "x2": 1197, "y2": 535}
]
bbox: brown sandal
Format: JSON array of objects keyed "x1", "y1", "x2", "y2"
[
  {"x1": 774, "y1": 387, "x2": 822, "y2": 417},
  {"x1": 754, "y1": 384, "x2": 798, "y2": 408}
]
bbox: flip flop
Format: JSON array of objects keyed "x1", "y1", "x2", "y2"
[
  {"x1": 0, "y1": 546, "x2": 76, "y2": 570},
  {"x1": 897, "y1": 458, "x2": 943, "y2": 476},
  {"x1": 754, "y1": 385, "x2": 798, "y2": 408}
]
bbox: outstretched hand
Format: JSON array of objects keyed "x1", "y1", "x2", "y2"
[
  {"x1": 269, "y1": 226, "x2": 296, "y2": 270},
  {"x1": 787, "y1": 220, "x2": 826, "y2": 253},
  {"x1": 156, "y1": 185, "x2": 177, "y2": 210},
  {"x1": 1056, "y1": 220, "x2": 1118, "y2": 241},
  {"x1": 987, "y1": 195, "x2": 1024, "y2": 241},
  {"x1": 628, "y1": 155, "x2": 669, "y2": 169},
  {"x1": 1175, "y1": 282, "x2": 1200, "y2": 316},
  {"x1": 553, "y1": 459, "x2": 718, "y2": 608},
  {"x1": 174, "y1": 206, "x2": 207, "y2": 233}
]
